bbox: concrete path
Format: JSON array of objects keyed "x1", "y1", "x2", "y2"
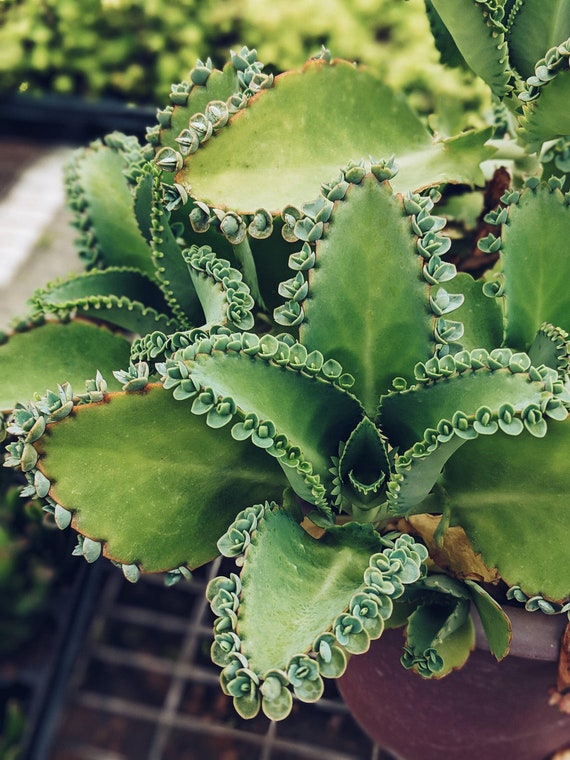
[{"x1": 0, "y1": 140, "x2": 80, "y2": 328}]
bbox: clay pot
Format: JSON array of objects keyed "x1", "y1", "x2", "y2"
[{"x1": 338, "y1": 607, "x2": 570, "y2": 760}]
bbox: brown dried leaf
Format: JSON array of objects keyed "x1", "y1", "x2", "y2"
[
  {"x1": 300, "y1": 516, "x2": 325, "y2": 540},
  {"x1": 405, "y1": 514, "x2": 499, "y2": 583}
]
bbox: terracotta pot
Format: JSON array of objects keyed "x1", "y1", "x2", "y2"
[{"x1": 338, "y1": 607, "x2": 570, "y2": 760}]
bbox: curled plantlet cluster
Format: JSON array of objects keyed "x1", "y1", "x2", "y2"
[
  {"x1": 131, "y1": 327, "x2": 208, "y2": 366},
  {"x1": 150, "y1": 45, "x2": 270, "y2": 173},
  {"x1": 183, "y1": 245, "x2": 255, "y2": 330},
  {"x1": 519, "y1": 39, "x2": 570, "y2": 104},
  {"x1": 113, "y1": 362, "x2": 151, "y2": 392},
  {"x1": 506, "y1": 587, "x2": 570, "y2": 617},
  {"x1": 518, "y1": 38, "x2": 570, "y2": 148}
]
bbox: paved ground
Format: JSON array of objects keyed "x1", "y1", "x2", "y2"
[{"x1": 0, "y1": 138, "x2": 80, "y2": 328}]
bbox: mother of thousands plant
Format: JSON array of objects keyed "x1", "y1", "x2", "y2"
[{"x1": 1, "y1": 0, "x2": 569, "y2": 723}]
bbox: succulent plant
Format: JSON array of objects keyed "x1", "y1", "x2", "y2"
[{"x1": 1, "y1": 0, "x2": 570, "y2": 725}]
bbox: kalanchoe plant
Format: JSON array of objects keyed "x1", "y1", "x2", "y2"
[{"x1": 1, "y1": 1, "x2": 570, "y2": 725}]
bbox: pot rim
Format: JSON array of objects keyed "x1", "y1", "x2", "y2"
[{"x1": 473, "y1": 602, "x2": 567, "y2": 662}]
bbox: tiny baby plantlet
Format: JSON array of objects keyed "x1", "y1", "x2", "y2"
[{"x1": 0, "y1": 0, "x2": 569, "y2": 735}]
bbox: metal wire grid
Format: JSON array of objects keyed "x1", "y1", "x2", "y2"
[{"x1": 46, "y1": 558, "x2": 392, "y2": 760}]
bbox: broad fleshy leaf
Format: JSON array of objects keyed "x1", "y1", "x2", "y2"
[
  {"x1": 183, "y1": 245, "x2": 255, "y2": 332},
  {"x1": 507, "y1": 0, "x2": 570, "y2": 80},
  {"x1": 175, "y1": 59, "x2": 491, "y2": 213},
  {"x1": 403, "y1": 603, "x2": 475, "y2": 678},
  {"x1": 380, "y1": 350, "x2": 560, "y2": 455},
  {"x1": 381, "y1": 350, "x2": 569, "y2": 515},
  {"x1": 207, "y1": 503, "x2": 429, "y2": 719},
  {"x1": 237, "y1": 510, "x2": 384, "y2": 675},
  {"x1": 497, "y1": 180, "x2": 570, "y2": 349},
  {"x1": 298, "y1": 177, "x2": 447, "y2": 414},
  {"x1": 146, "y1": 171, "x2": 203, "y2": 328},
  {"x1": 29, "y1": 384, "x2": 286, "y2": 572},
  {"x1": 66, "y1": 141, "x2": 154, "y2": 275},
  {"x1": 0, "y1": 321, "x2": 131, "y2": 412},
  {"x1": 31, "y1": 268, "x2": 178, "y2": 335},
  {"x1": 424, "y1": 0, "x2": 467, "y2": 69},
  {"x1": 165, "y1": 334, "x2": 364, "y2": 504},
  {"x1": 399, "y1": 574, "x2": 501, "y2": 677},
  {"x1": 466, "y1": 580, "x2": 512, "y2": 661},
  {"x1": 428, "y1": 0, "x2": 512, "y2": 97},
  {"x1": 440, "y1": 421, "x2": 570, "y2": 603},
  {"x1": 519, "y1": 63, "x2": 570, "y2": 147}
]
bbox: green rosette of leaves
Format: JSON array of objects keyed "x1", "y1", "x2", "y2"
[{"x1": 3, "y1": 48, "x2": 569, "y2": 722}]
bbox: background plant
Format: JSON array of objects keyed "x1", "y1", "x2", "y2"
[
  {"x1": 0, "y1": 0, "x2": 487, "y2": 120},
  {"x1": 0, "y1": 466, "x2": 61, "y2": 656}
]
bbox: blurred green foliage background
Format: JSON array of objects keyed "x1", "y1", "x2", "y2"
[{"x1": 0, "y1": 0, "x2": 487, "y2": 119}]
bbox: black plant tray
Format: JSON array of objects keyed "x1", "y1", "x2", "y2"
[{"x1": 0, "y1": 93, "x2": 155, "y2": 143}]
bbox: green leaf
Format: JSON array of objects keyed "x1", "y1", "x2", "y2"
[
  {"x1": 500, "y1": 182, "x2": 570, "y2": 349},
  {"x1": 441, "y1": 421, "x2": 570, "y2": 603},
  {"x1": 398, "y1": 573, "x2": 476, "y2": 678},
  {"x1": 67, "y1": 143, "x2": 155, "y2": 275},
  {"x1": 34, "y1": 385, "x2": 287, "y2": 572},
  {"x1": 235, "y1": 510, "x2": 382, "y2": 674},
  {"x1": 381, "y1": 352, "x2": 569, "y2": 514},
  {"x1": 172, "y1": 339, "x2": 364, "y2": 499},
  {"x1": 35, "y1": 269, "x2": 170, "y2": 314},
  {"x1": 299, "y1": 178, "x2": 436, "y2": 415},
  {"x1": 176, "y1": 60, "x2": 491, "y2": 214},
  {"x1": 148, "y1": 175, "x2": 203, "y2": 328},
  {"x1": 451, "y1": 272, "x2": 503, "y2": 352},
  {"x1": 520, "y1": 67, "x2": 570, "y2": 151},
  {"x1": 0, "y1": 321, "x2": 131, "y2": 412},
  {"x1": 527, "y1": 323, "x2": 570, "y2": 376},
  {"x1": 465, "y1": 580, "x2": 511, "y2": 661},
  {"x1": 245, "y1": 222, "x2": 296, "y2": 315},
  {"x1": 337, "y1": 416, "x2": 390, "y2": 512},
  {"x1": 424, "y1": 0, "x2": 468, "y2": 69},
  {"x1": 32, "y1": 268, "x2": 178, "y2": 335},
  {"x1": 184, "y1": 246, "x2": 255, "y2": 331},
  {"x1": 507, "y1": 0, "x2": 570, "y2": 79},
  {"x1": 133, "y1": 168, "x2": 154, "y2": 244},
  {"x1": 429, "y1": 0, "x2": 512, "y2": 96},
  {"x1": 402, "y1": 602, "x2": 475, "y2": 678},
  {"x1": 380, "y1": 359, "x2": 552, "y2": 454},
  {"x1": 208, "y1": 512, "x2": 429, "y2": 718}
]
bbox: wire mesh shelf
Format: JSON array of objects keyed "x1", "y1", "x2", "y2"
[{"x1": 43, "y1": 559, "x2": 393, "y2": 760}]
